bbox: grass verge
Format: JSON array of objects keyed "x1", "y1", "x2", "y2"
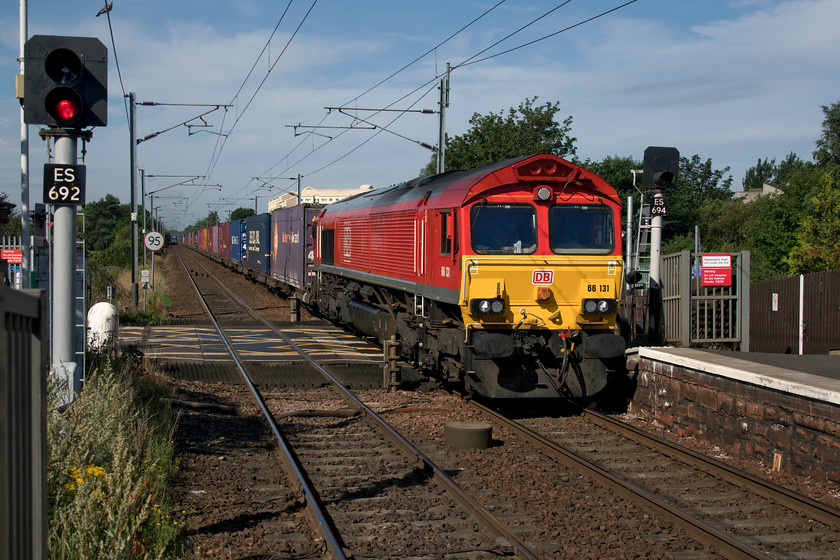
[{"x1": 47, "y1": 352, "x2": 186, "y2": 559}]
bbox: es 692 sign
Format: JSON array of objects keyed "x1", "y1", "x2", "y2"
[{"x1": 44, "y1": 164, "x2": 86, "y2": 206}]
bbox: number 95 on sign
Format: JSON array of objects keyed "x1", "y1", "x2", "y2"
[{"x1": 144, "y1": 231, "x2": 164, "y2": 252}]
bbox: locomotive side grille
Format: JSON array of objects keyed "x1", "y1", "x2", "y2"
[
  {"x1": 370, "y1": 211, "x2": 416, "y2": 276},
  {"x1": 337, "y1": 216, "x2": 370, "y2": 269}
]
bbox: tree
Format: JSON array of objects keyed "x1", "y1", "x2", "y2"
[
  {"x1": 577, "y1": 155, "x2": 641, "y2": 205},
  {"x1": 742, "y1": 157, "x2": 777, "y2": 191},
  {"x1": 813, "y1": 100, "x2": 840, "y2": 169},
  {"x1": 185, "y1": 211, "x2": 221, "y2": 232},
  {"x1": 0, "y1": 192, "x2": 15, "y2": 229},
  {"x1": 85, "y1": 194, "x2": 129, "y2": 253},
  {"x1": 664, "y1": 155, "x2": 734, "y2": 240},
  {"x1": 785, "y1": 173, "x2": 840, "y2": 274},
  {"x1": 230, "y1": 207, "x2": 255, "y2": 221},
  {"x1": 422, "y1": 97, "x2": 576, "y2": 175}
]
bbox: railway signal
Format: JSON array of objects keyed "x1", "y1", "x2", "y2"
[
  {"x1": 643, "y1": 146, "x2": 679, "y2": 346},
  {"x1": 23, "y1": 35, "x2": 108, "y2": 128},
  {"x1": 642, "y1": 146, "x2": 679, "y2": 189},
  {"x1": 23, "y1": 36, "x2": 109, "y2": 406}
]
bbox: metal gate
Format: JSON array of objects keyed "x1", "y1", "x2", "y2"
[{"x1": 661, "y1": 251, "x2": 750, "y2": 350}]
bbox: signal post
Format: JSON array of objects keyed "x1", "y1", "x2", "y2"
[
  {"x1": 642, "y1": 146, "x2": 679, "y2": 345},
  {"x1": 23, "y1": 35, "x2": 107, "y2": 400}
]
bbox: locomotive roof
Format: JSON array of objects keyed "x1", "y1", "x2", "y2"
[{"x1": 318, "y1": 154, "x2": 619, "y2": 216}]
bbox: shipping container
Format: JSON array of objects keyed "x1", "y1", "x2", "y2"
[
  {"x1": 210, "y1": 225, "x2": 221, "y2": 256},
  {"x1": 245, "y1": 214, "x2": 271, "y2": 274},
  {"x1": 230, "y1": 219, "x2": 246, "y2": 264},
  {"x1": 199, "y1": 228, "x2": 210, "y2": 252},
  {"x1": 270, "y1": 205, "x2": 319, "y2": 290},
  {"x1": 220, "y1": 221, "x2": 231, "y2": 261}
]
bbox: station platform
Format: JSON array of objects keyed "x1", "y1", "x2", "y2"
[
  {"x1": 631, "y1": 347, "x2": 840, "y2": 406},
  {"x1": 627, "y1": 347, "x2": 840, "y2": 480}
]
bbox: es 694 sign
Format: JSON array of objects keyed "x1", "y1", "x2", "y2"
[{"x1": 44, "y1": 164, "x2": 86, "y2": 206}]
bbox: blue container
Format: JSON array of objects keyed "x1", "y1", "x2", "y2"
[
  {"x1": 245, "y1": 214, "x2": 271, "y2": 274},
  {"x1": 229, "y1": 219, "x2": 246, "y2": 264}
]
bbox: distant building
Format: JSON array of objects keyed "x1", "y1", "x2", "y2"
[
  {"x1": 268, "y1": 185, "x2": 373, "y2": 211},
  {"x1": 735, "y1": 183, "x2": 781, "y2": 203}
]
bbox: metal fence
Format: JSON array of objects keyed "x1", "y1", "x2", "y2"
[
  {"x1": 1, "y1": 284, "x2": 47, "y2": 560},
  {"x1": 750, "y1": 269, "x2": 840, "y2": 354},
  {"x1": 621, "y1": 251, "x2": 751, "y2": 350}
]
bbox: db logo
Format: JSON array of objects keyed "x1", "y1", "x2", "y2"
[{"x1": 532, "y1": 269, "x2": 554, "y2": 285}]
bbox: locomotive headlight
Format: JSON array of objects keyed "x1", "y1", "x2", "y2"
[
  {"x1": 470, "y1": 298, "x2": 506, "y2": 315},
  {"x1": 582, "y1": 298, "x2": 616, "y2": 314},
  {"x1": 534, "y1": 186, "x2": 552, "y2": 201}
]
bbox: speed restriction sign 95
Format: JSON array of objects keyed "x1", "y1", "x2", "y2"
[{"x1": 144, "y1": 231, "x2": 164, "y2": 251}]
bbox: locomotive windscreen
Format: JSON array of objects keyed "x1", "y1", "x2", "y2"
[
  {"x1": 548, "y1": 205, "x2": 614, "y2": 254},
  {"x1": 470, "y1": 203, "x2": 537, "y2": 254}
]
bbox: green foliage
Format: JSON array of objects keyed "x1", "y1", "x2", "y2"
[
  {"x1": 230, "y1": 207, "x2": 255, "y2": 221},
  {"x1": 663, "y1": 155, "x2": 734, "y2": 241},
  {"x1": 742, "y1": 157, "x2": 777, "y2": 191},
  {"x1": 814, "y1": 100, "x2": 840, "y2": 168},
  {"x1": 47, "y1": 358, "x2": 186, "y2": 559},
  {"x1": 577, "y1": 155, "x2": 641, "y2": 204},
  {"x1": 85, "y1": 194, "x2": 130, "y2": 253},
  {"x1": 422, "y1": 97, "x2": 576, "y2": 175},
  {"x1": 183, "y1": 210, "x2": 220, "y2": 232},
  {"x1": 2, "y1": 211, "x2": 22, "y2": 237},
  {"x1": 96, "y1": 223, "x2": 134, "y2": 268},
  {"x1": 120, "y1": 281, "x2": 172, "y2": 325},
  {"x1": 0, "y1": 192, "x2": 15, "y2": 229},
  {"x1": 785, "y1": 172, "x2": 840, "y2": 274}
]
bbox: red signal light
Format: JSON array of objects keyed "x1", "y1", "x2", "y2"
[
  {"x1": 55, "y1": 99, "x2": 79, "y2": 121},
  {"x1": 45, "y1": 86, "x2": 82, "y2": 125}
]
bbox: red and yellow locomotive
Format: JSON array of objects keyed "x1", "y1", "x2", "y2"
[{"x1": 307, "y1": 154, "x2": 626, "y2": 398}]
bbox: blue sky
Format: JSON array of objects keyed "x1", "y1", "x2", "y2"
[{"x1": 2, "y1": 0, "x2": 839, "y2": 230}]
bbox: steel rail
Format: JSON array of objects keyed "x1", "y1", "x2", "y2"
[
  {"x1": 582, "y1": 408, "x2": 840, "y2": 527},
  {"x1": 177, "y1": 252, "x2": 346, "y2": 560},
  {"x1": 467, "y1": 399, "x2": 775, "y2": 560},
  {"x1": 184, "y1": 249, "x2": 542, "y2": 560}
]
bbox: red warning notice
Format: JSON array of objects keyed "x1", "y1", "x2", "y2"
[
  {"x1": 1, "y1": 248, "x2": 22, "y2": 264},
  {"x1": 701, "y1": 254, "x2": 731, "y2": 286}
]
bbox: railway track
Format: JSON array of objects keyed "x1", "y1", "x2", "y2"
[
  {"x1": 169, "y1": 248, "x2": 840, "y2": 559},
  {"x1": 176, "y1": 249, "x2": 541, "y2": 558},
  {"x1": 489, "y1": 405, "x2": 840, "y2": 560}
]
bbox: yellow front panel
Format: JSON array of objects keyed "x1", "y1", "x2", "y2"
[{"x1": 460, "y1": 256, "x2": 622, "y2": 330}]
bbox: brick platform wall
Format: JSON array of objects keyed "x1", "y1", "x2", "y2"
[{"x1": 626, "y1": 354, "x2": 840, "y2": 483}]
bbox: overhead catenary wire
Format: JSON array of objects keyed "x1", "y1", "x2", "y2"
[
  {"x1": 216, "y1": 0, "x2": 511, "y2": 203},
  {"x1": 202, "y1": 0, "x2": 319, "y2": 186},
  {"x1": 188, "y1": 1, "x2": 641, "y2": 224},
  {"x1": 247, "y1": 0, "x2": 639, "y2": 195},
  {"x1": 98, "y1": 0, "x2": 129, "y2": 124}
]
